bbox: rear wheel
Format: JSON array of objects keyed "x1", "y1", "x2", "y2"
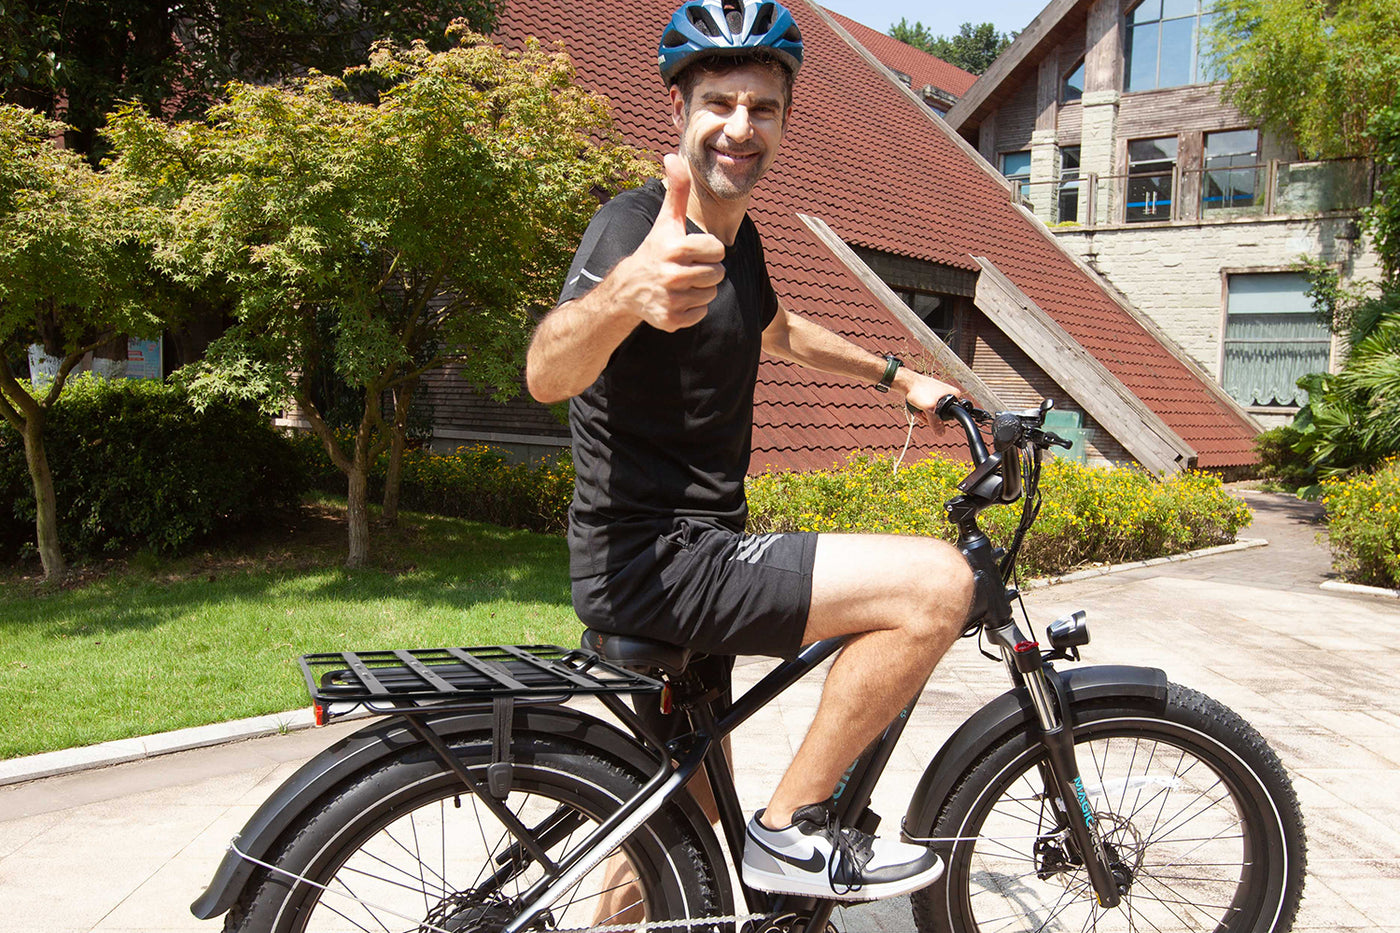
[
  {"x1": 227, "y1": 733, "x2": 725, "y2": 933},
  {"x1": 912, "y1": 684, "x2": 1306, "y2": 933}
]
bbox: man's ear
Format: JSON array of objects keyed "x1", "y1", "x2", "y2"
[{"x1": 668, "y1": 85, "x2": 686, "y2": 128}]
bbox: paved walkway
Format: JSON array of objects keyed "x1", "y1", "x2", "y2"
[{"x1": 2, "y1": 491, "x2": 1397, "y2": 932}]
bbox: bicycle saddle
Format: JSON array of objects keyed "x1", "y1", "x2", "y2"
[{"x1": 581, "y1": 628, "x2": 692, "y2": 677}]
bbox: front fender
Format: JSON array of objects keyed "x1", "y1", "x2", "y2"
[
  {"x1": 903, "y1": 665, "x2": 1168, "y2": 840},
  {"x1": 191, "y1": 706, "x2": 722, "y2": 920}
]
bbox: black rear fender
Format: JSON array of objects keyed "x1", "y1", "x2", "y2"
[
  {"x1": 190, "y1": 706, "x2": 723, "y2": 920},
  {"x1": 903, "y1": 664, "x2": 1169, "y2": 840}
]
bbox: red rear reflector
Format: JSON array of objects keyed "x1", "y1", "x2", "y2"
[{"x1": 314, "y1": 704, "x2": 326, "y2": 726}]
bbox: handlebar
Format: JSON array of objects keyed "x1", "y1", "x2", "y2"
[
  {"x1": 935, "y1": 395, "x2": 989, "y2": 464},
  {"x1": 909, "y1": 396, "x2": 1073, "y2": 507}
]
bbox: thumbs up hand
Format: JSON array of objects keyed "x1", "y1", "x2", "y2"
[{"x1": 617, "y1": 153, "x2": 727, "y2": 332}]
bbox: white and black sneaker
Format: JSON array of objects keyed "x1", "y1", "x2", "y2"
[{"x1": 741, "y1": 802, "x2": 944, "y2": 901}]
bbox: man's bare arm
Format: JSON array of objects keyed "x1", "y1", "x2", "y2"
[
  {"x1": 761, "y1": 301, "x2": 960, "y2": 424},
  {"x1": 526, "y1": 154, "x2": 725, "y2": 404}
]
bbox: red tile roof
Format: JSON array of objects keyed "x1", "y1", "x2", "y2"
[
  {"x1": 493, "y1": 0, "x2": 1259, "y2": 469},
  {"x1": 822, "y1": 9, "x2": 977, "y2": 98}
]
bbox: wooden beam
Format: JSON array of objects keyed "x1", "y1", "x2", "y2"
[
  {"x1": 946, "y1": 0, "x2": 1088, "y2": 131},
  {"x1": 972, "y1": 257, "x2": 1197, "y2": 473},
  {"x1": 798, "y1": 213, "x2": 1005, "y2": 410}
]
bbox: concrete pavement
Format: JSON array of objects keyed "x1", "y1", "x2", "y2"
[{"x1": 1, "y1": 490, "x2": 1398, "y2": 932}]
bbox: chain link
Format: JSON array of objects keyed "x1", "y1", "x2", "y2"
[{"x1": 550, "y1": 910, "x2": 774, "y2": 933}]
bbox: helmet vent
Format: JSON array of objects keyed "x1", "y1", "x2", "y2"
[
  {"x1": 723, "y1": 0, "x2": 744, "y2": 32},
  {"x1": 758, "y1": 6, "x2": 781, "y2": 34},
  {"x1": 688, "y1": 6, "x2": 723, "y2": 37}
]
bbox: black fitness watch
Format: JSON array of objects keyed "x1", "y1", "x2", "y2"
[{"x1": 875, "y1": 354, "x2": 902, "y2": 393}]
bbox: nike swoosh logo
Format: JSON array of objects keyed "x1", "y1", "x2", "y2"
[{"x1": 747, "y1": 829, "x2": 826, "y2": 872}]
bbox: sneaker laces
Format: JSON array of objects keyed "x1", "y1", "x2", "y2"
[{"x1": 807, "y1": 804, "x2": 874, "y2": 896}]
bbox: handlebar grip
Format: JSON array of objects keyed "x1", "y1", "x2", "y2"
[
  {"x1": 904, "y1": 395, "x2": 991, "y2": 466},
  {"x1": 903, "y1": 393, "x2": 958, "y2": 418}
]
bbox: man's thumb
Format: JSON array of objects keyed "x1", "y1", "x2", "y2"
[{"x1": 655, "y1": 153, "x2": 691, "y2": 233}]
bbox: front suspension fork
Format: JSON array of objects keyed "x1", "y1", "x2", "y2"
[{"x1": 999, "y1": 628, "x2": 1125, "y2": 909}]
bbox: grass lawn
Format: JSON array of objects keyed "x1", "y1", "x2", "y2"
[{"x1": 0, "y1": 501, "x2": 580, "y2": 759}]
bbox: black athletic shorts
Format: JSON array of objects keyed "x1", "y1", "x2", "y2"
[{"x1": 571, "y1": 518, "x2": 818, "y2": 660}]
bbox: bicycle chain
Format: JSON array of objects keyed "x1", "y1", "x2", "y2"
[{"x1": 550, "y1": 910, "x2": 775, "y2": 933}]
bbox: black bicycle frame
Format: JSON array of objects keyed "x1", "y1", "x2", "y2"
[
  {"x1": 494, "y1": 631, "x2": 928, "y2": 933},
  {"x1": 492, "y1": 407, "x2": 1125, "y2": 933}
]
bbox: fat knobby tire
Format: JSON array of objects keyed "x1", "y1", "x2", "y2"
[
  {"x1": 225, "y1": 733, "x2": 723, "y2": 933},
  {"x1": 912, "y1": 683, "x2": 1306, "y2": 933}
]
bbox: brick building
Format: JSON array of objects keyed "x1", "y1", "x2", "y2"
[{"x1": 942, "y1": 0, "x2": 1382, "y2": 427}]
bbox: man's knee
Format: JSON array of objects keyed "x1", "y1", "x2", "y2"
[{"x1": 906, "y1": 540, "x2": 975, "y2": 641}]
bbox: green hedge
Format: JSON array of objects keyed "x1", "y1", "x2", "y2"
[
  {"x1": 1322, "y1": 458, "x2": 1400, "y2": 587},
  {"x1": 0, "y1": 377, "x2": 303, "y2": 558},
  {"x1": 290, "y1": 440, "x2": 1252, "y2": 579},
  {"x1": 1254, "y1": 425, "x2": 1316, "y2": 493},
  {"x1": 746, "y1": 453, "x2": 1251, "y2": 579},
  {"x1": 291, "y1": 434, "x2": 574, "y2": 535}
]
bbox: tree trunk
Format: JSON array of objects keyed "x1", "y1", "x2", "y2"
[
  {"x1": 381, "y1": 376, "x2": 419, "y2": 527},
  {"x1": 21, "y1": 414, "x2": 66, "y2": 582},
  {"x1": 345, "y1": 461, "x2": 370, "y2": 569},
  {"x1": 382, "y1": 428, "x2": 405, "y2": 527}
]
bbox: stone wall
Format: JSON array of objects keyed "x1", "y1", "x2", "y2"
[{"x1": 1053, "y1": 214, "x2": 1380, "y2": 381}]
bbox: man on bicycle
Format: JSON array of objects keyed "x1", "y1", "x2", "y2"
[{"x1": 526, "y1": 0, "x2": 974, "y2": 901}]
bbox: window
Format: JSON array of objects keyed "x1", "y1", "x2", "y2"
[
  {"x1": 1124, "y1": 0, "x2": 1218, "y2": 92},
  {"x1": 1203, "y1": 129, "x2": 1260, "y2": 211},
  {"x1": 894, "y1": 289, "x2": 957, "y2": 345},
  {"x1": 1000, "y1": 151, "x2": 1031, "y2": 202},
  {"x1": 1058, "y1": 146, "x2": 1082, "y2": 222},
  {"x1": 1061, "y1": 59, "x2": 1084, "y2": 103},
  {"x1": 1125, "y1": 136, "x2": 1176, "y2": 222},
  {"x1": 1222, "y1": 272, "x2": 1331, "y2": 408}
]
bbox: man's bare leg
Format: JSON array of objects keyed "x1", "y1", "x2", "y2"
[{"x1": 762, "y1": 534, "x2": 973, "y2": 827}]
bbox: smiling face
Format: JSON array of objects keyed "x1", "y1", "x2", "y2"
[{"x1": 671, "y1": 62, "x2": 790, "y2": 203}]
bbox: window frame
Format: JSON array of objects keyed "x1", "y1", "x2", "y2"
[
  {"x1": 1061, "y1": 58, "x2": 1085, "y2": 104},
  {"x1": 1202, "y1": 128, "x2": 1262, "y2": 213},
  {"x1": 1123, "y1": 0, "x2": 1215, "y2": 93},
  {"x1": 1218, "y1": 267, "x2": 1335, "y2": 410},
  {"x1": 1000, "y1": 150, "x2": 1033, "y2": 203},
  {"x1": 1124, "y1": 135, "x2": 1179, "y2": 223},
  {"x1": 1057, "y1": 145, "x2": 1082, "y2": 223},
  {"x1": 891, "y1": 286, "x2": 959, "y2": 347}
]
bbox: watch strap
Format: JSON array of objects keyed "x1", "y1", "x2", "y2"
[{"x1": 875, "y1": 354, "x2": 902, "y2": 393}]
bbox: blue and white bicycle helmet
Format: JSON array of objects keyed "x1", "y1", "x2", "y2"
[{"x1": 658, "y1": 0, "x2": 804, "y2": 85}]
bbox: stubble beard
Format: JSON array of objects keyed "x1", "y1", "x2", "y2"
[{"x1": 688, "y1": 144, "x2": 770, "y2": 201}]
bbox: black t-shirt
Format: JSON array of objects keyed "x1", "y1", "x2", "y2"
[{"x1": 557, "y1": 179, "x2": 779, "y2": 578}]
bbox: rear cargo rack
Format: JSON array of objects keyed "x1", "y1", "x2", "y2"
[{"x1": 301, "y1": 645, "x2": 662, "y2": 719}]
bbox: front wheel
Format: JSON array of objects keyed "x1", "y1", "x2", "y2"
[
  {"x1": 226, "y1": 733, "x2": 725, "y2": 933},
  {"x1": 912, "y1": 684, "x2": 1306, "y2": 933}
]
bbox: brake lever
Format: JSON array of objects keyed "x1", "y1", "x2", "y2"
[{"x1": 1030, "y1": 428, "x2": 1074, "y2": 450}]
